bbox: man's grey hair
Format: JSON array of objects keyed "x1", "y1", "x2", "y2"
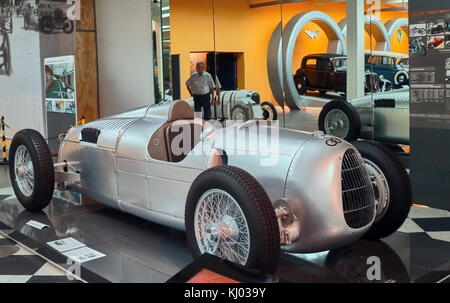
[{"x1": 196, "y1": 61, "x2": 205, "y2": 67}]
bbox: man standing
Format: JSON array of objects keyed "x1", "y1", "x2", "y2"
[{"x1": 186, "y1": 62, "x2": 219, "y2": 120}]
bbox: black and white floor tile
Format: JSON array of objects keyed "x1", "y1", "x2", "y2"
[
  {"x1": 398, "y1": 205, "x2": 450, "y2": 242},
  {"x1": 0, "y1": 232, "x2": 82, "y2": 283}
]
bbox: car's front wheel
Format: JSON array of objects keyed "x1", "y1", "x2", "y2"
[
  {"x1": 185, "y1": 166, "x2": 280, "y2": 274},
  {"x1": 352, "y1": 141, "x2": 411, "y2": 239}
]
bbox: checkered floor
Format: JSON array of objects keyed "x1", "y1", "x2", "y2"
[
  {"x1": 398, "y1": 205, "x2": 450, "y2": 242},
  {"x1": 0, "y1": 185, "x2": 449, "y2": 283},
  {"x1": 0, "y1": 233, "x2": 82, "y2": 283}
]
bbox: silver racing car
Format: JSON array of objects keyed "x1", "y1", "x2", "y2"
[{"x1": 8, "y1": 100, "x2": 411, "y2": 273}]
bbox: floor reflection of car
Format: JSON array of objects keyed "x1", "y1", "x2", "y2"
[
  {"x1": 294, "y1": 54, "x2": 380, "y2": 96},
  {"x1": 365, "y1": 51, "x2": 409, "y2": 88}
]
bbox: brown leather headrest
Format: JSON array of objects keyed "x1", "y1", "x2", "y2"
[{"x1": 167, "y1": 100, "x2": 194, "y2": 122}]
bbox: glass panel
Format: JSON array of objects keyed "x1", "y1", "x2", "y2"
[
  {"x1": 151, "y1": 0, "x2": 173, "y2": 103},
  {"x1": 153, "y1": 0, "x2": 215, "y2": 107},
  {"x1": 366, "y1": 0, "x2": 409, "y2": 144},
  {"x1": 280, "y1": 1, "x2": 349, "y2": 133},
  {"x1": 212, "y1": 0, "x2": 284, "y2": 125}
]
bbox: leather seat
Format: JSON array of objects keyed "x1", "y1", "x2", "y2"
[{"x1": 149, "y1": 100, "x2": 203, "y2": 162}]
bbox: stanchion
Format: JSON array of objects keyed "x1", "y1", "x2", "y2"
[{"x1": 0, "y1": 116, "x2": 8, "y2": 165}]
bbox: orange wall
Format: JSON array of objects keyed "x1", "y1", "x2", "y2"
[{"x1": 170, "y1": 0, "x2": 408, "y2": 103}]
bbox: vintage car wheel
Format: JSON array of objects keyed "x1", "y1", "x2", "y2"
[
  {"x1": 185, "y1": 166, "x2": 280, "y2": 274},
  {"x1": 63, "y1": 19, "x2": 74, "y2": 34},
  {"x1": 319, "y1": 100, "x2": 361, "y2": 141},
  {"x1": 352, "y1": 141, "x2": 411, "y2": 239},
  {"x1": 294, "y1": 75, "x2": 307, "y2": 95},
  {"x1": 9, "y1": 130, "x2": 55, "y2": 211},
  {"x1": 261, "y1": 102, "x2": 277, "y2": 121},
  {"x1": 39, "y1": 16, "x2": 54, "y2": 34},
  {"x1": 394, "y1": 71, "x2": 408, "y2": 86},
  {"x1": 231, "y1": 104, "x2": 250, "y2": 121}
]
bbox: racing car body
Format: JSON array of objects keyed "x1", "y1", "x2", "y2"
[
  {"x1": 319, "y1": 88, "x2": 410, "y2": 145},
  {"x1": 9, "y1": 100, "x2": 411, "y2": 273}
]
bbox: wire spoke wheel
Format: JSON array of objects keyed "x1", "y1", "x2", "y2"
[
  {"x1": 14, "y1": 145, "x2": 35, "y2": 197},
  {"x1": 364, "y1": 159, "x2": 390, "y2": 222},
  {"x1": 325, "y1": 108, "x2": 350, "y2": 139},
  {"x1": 194, "y1": 189, "x2": 250, "y2": 266}
]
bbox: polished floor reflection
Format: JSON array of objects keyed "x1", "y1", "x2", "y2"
[{"x1": 0, "y1": 187, "x2": 448, "y2": 283}]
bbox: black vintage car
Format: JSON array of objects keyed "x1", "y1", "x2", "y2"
[
  {"x1": 294, "y1": 54, "x2": 380, "y2": 95},
  {"x1": 427, "y1": 24, "x2": 444, "y2": 35}
]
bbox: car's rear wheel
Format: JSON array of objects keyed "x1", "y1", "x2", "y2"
[
  {"x1": 261, "y1": 102, "x2": 277, "y2": 121},
  {"x1": 185, "y1": 166, "x2": 280, "y2": 274},
  {"x1": 63, "y1": 18, "x2": 74, "y2": 34},
  {"x1": 352, "y1": 141, "x2": 411, "y2": 239},
  {"x1": 9, "y1": 129, "x2": 54, "y2": 211},
  {"x1": 319, "y1": 100, "x2": 361, "y2": 141}
]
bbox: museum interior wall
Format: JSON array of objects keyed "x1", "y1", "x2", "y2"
[
  {"x1": 96, "y1": 0, "x2": 155, "y2": 118},
  {"x1": 0, "y1": 5, "x2": 44, "y2": 135},
  {"x1": 169, "y1": 0, "x2": 408, "y2": 104}
]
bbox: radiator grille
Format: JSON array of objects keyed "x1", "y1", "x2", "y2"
[{"x1": 341, "y1": 149, "x2": 375, "y2": 228}]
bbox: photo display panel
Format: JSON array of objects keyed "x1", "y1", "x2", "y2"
[{"x1": 409, "y1": 0, "x2": 450, "y2": 210}]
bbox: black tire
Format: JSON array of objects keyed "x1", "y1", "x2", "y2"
[
  {"x1": 261, "y1": 101, "x2": 278, "y2": 121},
  {"x1": 39, "y1": 16, "x2": 54, "y2": 34},
  {"x1": 230, "y1": 104, "x2": 250, "y2": 121},
  {"x1": 352, "y1": 141, "x2": 411, "y2": 239},
  {"x1": 383, "y1": 143, "x2": 405, "y2": 154},
  {"x1": 9, "y1": 129, "x2": 54, "y2": 211},
  {"x1": 318, "y1": 100, "x2": 361, "y2": 141},
  {"x1": 63, "y1": 18, "x2": 74, "y2": 34},
  {"x1": 185, "y1": 166, "x2": 280, "y2": 274},
  {"x1": 294, "y1": 75, "x2": 307, "y2": 95},
  {"x1": 394, "y1": 71, "x2": 408, "y2": 86}
]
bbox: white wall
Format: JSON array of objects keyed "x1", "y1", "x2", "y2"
[
  {"x1": 0, "y1": 16, "x2": 44, "y2": 137},
  {"x1": 96, "y1": 0, "x2": 155, "y2": 117}
]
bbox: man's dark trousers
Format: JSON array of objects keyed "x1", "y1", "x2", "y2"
[{"x1": 193, "y1": 93, "x2": 212, "y2": 120}]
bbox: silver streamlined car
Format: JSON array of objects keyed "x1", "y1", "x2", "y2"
[
  {"x1": 319, "y1": 88, "x2": 410, "y2": 145},
  {"x1": 186, "y1": 89, "x2": 278, "y2": 121},
  {"x1": 8, "y1": 100, "x2": 411, "y2": 274}
]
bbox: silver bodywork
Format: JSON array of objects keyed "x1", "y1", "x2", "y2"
[
  {"x1": 57, "y1": 102, "x2": 375, "y2": 253},
  {"x1": 351, "y1": 88, "x2": 409, "y2": 145},
  {"x1": 186, "y1": 90, "x2": 265, "y2": 120}
]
